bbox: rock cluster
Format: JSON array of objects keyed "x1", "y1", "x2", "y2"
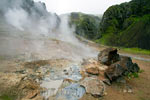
[
  {"x1": 105, "y1": 56, "x2": 140, "y2": 81},
  {"x1": 80, "y1": 48, "x2": 140, "y2": 98},
  {"x1": 80, "y1": 58, "x2": 108, "y2": 97},
  {"x1": 0, "y1": 50, "x2": 140, "y2": 99},
  {"x1": 98, "y1": 48, "x2": 140, "y2": 82},
  {"x1": 0, "y1": 72, "x2": 43, "y2": 100},
  {"x1": 0, "y1": 59, "x2": 58, "y2": 100}
]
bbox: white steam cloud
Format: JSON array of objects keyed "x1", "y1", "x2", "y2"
[
  {"x1": 5, "y1": 8, "x2": 28, "y2": 31},
  {"x1": 0, "y1": 0, "x2": 98, "y2": 62}
]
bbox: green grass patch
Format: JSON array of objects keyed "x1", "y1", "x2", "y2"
[
  {"x1": 127, "y1": 72, "x2": 139, "y2": 79},
  {"x1": 126, "y1": 69, "x2": 144, "y2": 80},
  {"x1": 0, "y1": 95, "x2": 16, "y2": 100},
  {"x1": 121, "y1": 48, "x2": 150, "y2": 55}
]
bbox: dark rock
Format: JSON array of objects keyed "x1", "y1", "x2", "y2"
[
  {"x1": 105, "y1": 56, "x2": 140, "y2": 81},
  {"x1": 99, "y1": 75, "x2": 111, "y2": 85},
  {"x1": 103, "y1": 79, "x2": 111, "y2": 86},
  {"x1": 105, "y1": 63, "x2": 125, "y2": 81},
  {"x1": 116, "y1": 77, "x2": 126, "y2": 84},
  {"x1": 119, "y1": 56, "x2": 140, "y2": 73},
  {"x1": 98, "y1": 48, "x2": 120, "y2": 65},
  {"x1": 15, "y1": 70, "x2": 27, "y2": 74}
]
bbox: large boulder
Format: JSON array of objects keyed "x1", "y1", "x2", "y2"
[
  {"x1": 98, "y1": 48, "x2": 120, "y2": 65},
  {"x1": 105, "y1": 56, "x2": 140, "y2": 81},
  {"x1": 80, "y1": 77, "x2": 105, "y2": 97}
]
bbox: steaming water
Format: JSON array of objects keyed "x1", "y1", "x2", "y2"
[
  {"x1": 40, "y1": 64, "x2": 85, "y2": 99},
  {"x1": 56, "y1": 83, "x2": 85, "y2": 100},
  {"x1": 41, "y1": 79, "x2": 64, "y2": 98}
]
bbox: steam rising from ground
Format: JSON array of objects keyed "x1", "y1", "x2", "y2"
[{"x1": 0, "y1": 0, "x2": 98, "y2": 62}]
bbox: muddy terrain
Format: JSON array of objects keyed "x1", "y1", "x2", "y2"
[
  {"x1": 0, "y1": 18, "x2": 150, "y2": 100},
  {"x1": 0, "y1": 37, "x2": 150, "y2": 100}
]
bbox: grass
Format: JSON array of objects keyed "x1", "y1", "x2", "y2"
[
  {"x1": 95, "y1": 41, "x2": 150, "y2": 55},
  {"x1": 121, "y1": 48, "x2": 150, "y2": 55},
  {"x1": 0, "y1": 95, "x2": 16, "y2": 100},
  {"x1": 127, "y1": 72, "x2": 139, "y2": 79}
]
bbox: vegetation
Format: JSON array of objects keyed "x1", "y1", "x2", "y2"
[
  {"x1": 127, "y1": 72, "x2": 139, "y2": 79},
  {"x1": 70, "y1": 12, "x2": 102, "y2": 40},
  {"x1": 99, "y1": 0, "x2": 150, "y2": 50},
  {"x1": 0, "y1": 95, "x2": 16, "y2": 100},
  {"x1": 69, "y1": 0, "x2": 150, "y2": 51},
  {"x1": 126, "y1": 69, "x2": 144, "y2": 80},
  {"x1": 122, "y1": 48, "x2": 150, "y2": 55}
]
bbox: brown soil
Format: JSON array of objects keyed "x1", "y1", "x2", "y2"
[
  {"x1": 80, "y1": 59, "x2": 150, "y2": 100},
  {"x1": 0, "y1": 38, "x2": 150, "y2": 100},
  {"x1": 101, "y1": 59, "x2": 150, "y2": 100}
]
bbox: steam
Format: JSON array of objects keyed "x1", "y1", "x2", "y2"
[
  {"x1": 0, "y1": 0, "x2": 98, "y2": 62},
  {"x1": 5, "y1": 8, "x2": 28, "y2": 31},
  {"x1": 4, "y1": 8, "x2": 58, "y2": 36}
]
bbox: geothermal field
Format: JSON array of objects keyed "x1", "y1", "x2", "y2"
[{"x1": 0, "y1": 0, "x2": 150, "y2": 100}]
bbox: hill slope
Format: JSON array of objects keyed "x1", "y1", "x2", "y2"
[
  {"x1": 99, "y1": 0, "x2": 150, "y2": 50},
  {"x1": 70, "y1": 12, "x2": 102, "y2": 40}
]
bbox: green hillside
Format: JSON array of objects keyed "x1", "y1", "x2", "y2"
[
  {"x1": 70, "y1": 12, "x2": 102, "y2": 40},
  {"x1": 99, "y1": 0, "x2": 150, "y2": 50}
]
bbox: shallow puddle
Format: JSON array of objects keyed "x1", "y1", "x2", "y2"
[
  {"x1": 40, "y1": 64, "x2": 85, "y2": 100},
  {"x1": 56, "y1": 83, "x2": 85, "y2": 100}
]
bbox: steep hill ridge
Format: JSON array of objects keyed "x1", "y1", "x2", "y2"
[{"x1": 99, "y1": 0, "x2": 150, "y2": 50}]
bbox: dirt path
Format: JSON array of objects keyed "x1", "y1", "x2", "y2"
[
  {"x1": 102, "y1": 59, "x2": 150, "y2": 100},
  {"x1": 120, "y1": 53, "x2": 150, "y2": 61}
]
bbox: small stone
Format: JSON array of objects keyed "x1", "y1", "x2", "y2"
[
  {"x1": 104, "y1": 92, "x2": 108, "y2": 96},
  {"x1": 65, "y1": 72, "x2": 69, "y2": 75},
  {"x1": 35, "y1": 79, "x2": 40, "y2": 83},
  {"x1": 25, "y1": 90, "x2": 38, "y2": 99},
  {"x1": 85, "y1": 67, "x2": 99, "y2": 75},
  {"x1": 123, "y1": 89, "x2": 127, "y2": 93},
  {"x1": 103, "y1": 79, "x2": 111, "y2": 85},
  {"x1": 128, "y1": 89, "x2": 133, "y2": 93},
  {"x1": 116, "y1": 77, "x2": 126, "y2": 84},
  {"x1": 63, "y1": 69, "x2": 67, "y2": 72}
]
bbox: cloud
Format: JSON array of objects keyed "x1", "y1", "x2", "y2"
[{"x1": 34, "y1": 0, "x2": 131, "y2": 14}]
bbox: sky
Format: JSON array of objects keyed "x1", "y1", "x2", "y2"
[{"x1": 34, "y1": 0, "x2": 131, "y2": 15}]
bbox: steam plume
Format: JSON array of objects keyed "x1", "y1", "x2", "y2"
[{"x1": 0, "y1": 0, "x2": 98, "y2": 62}]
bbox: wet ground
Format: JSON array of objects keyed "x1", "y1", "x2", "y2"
[
  {"x1": 40, "y1": 64, "x2": 85, "y2": 100},
  {"x1": 0, "y1": 34, "x2": 150, "y2": 100}
]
